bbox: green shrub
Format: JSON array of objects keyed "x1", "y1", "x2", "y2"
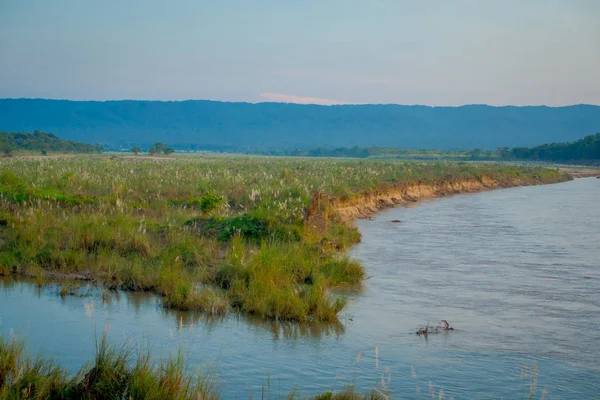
[
  {"x1": 186, "y1": 215, "x2": 268, "y2": 242},
  {"x1": 200, "y1": 193, "x2": 223, "y2": 214},
  {"x1": 320, "y1": 257, "x2": 365, "y2": 286}
]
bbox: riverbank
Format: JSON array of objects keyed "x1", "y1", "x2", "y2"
[
  {"x1": 558, "y1": 167, "x2": 600, "y2": 178},
  {"x1": 0, "y1": 156, "x2": 571, "y2": 322},
  {"x1": 334, "y1": 171, "x2": 571, "y2": 221}
]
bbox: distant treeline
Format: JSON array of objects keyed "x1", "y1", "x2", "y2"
[
  {"x1": 503, "y1": 133, "x2": 600, "y2": 162},
  {"x1": 258, "y1": 146, "x2": 485, "y2": 160},
  {"x1": 258, "y1": 133, "x2": 600, "y2": 163},
  {"x1": 3, "y1": 129, "x2": 598, "y2": 163},
  {"x1": 0, "y1": 131, "x2": 102, "y2": 155}
]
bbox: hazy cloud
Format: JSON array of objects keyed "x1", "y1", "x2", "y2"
[{"x1": 258, "y1": 92, "x2": 354, "y2": 106}]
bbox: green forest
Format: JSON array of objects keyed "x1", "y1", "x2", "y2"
[
  {"x1": 262, "y1": 133, "x2": 600, "y2": 163},
  {"x1": 0, "y1": 131, "x2": 102, "y2": 155},
  {"x1": 505, "y1": 132, "x2": 600, "y2": 162},
  {"x1": 259, "y1": 146, "x2": 486, "y2": 160}
]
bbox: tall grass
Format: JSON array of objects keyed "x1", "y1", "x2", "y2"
[
  {"x1": 0, "y1": 333, "x2": 218, "y2": 400},
  {"x1": 0, "y1": 156, "x2": 569, "y2": 321}
]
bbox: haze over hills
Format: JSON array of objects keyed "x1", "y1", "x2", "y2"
[{"x1": 0, "y1": 99, "x2": 599, "y2": 151}]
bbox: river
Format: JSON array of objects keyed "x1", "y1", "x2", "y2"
[{"x1": 1, "y1": 178, "x2": 599, "y2": 398}]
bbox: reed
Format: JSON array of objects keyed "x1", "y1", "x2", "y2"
[{"x1": 0, "y1": 333, "x2": 218, "y2": 400}]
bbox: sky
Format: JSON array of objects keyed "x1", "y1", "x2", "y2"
[{"x1": 1, "y1": 0, "x2": 599, "y2": 106}]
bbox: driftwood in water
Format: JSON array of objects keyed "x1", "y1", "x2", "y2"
[{"x1": 416, "y1": 320, "x2": 454, "y2": 337}]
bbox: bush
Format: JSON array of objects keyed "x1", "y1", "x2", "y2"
[
  {"x1": 200, "y1": 193, "x2": 223, "y2": 214},
  {"x1": 186, "y1": 215, "x2": 268, "y2": 242}
]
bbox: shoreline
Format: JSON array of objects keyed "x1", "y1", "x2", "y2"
[
  {"x1": 558, "y1": 167, "x2": 600, "y2": 178},
  {"x1": 333, "y1": 173, "x2": 574, "y2": 222},
  {"x1": 13, "y1": 170, "x2": 577, "y2": 286},
  {"x1": 0, "y1": 159, "x2": 576, "y2": 323}
]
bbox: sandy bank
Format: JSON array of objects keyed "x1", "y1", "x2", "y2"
[{"x1": 333, "y1": 174, "x2": 571, "y2": 221}]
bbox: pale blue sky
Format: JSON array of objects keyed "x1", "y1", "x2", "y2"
[{"x1": 1, "y1": 0, "x2": 599, "y2": 105}]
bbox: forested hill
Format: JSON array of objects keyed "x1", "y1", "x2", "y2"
[
  {"x1": 508, "y1": 133, "x2": 600, "y2": 162},
  {"x1": 0, "y1": 131, "x2": 101, "y2": 154},
  {"x1": 0, "y1": 99, "x2": 599, "y2": 150}
]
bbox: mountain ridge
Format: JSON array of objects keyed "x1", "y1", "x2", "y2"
[{"x1": 1, "y1": 98, "x2": 599, "y2": 150}]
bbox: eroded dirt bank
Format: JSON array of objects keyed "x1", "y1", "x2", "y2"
[
  {"x1": 558, "y1": 167, "x2": 600, "y2": 178},
  {"x1": 333, "y1": 174, "x2": 572, "y2": 221}
]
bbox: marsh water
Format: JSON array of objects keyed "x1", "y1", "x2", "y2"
[{"x1": 1, "y1": 178, "x2": 599, "y2": 398}]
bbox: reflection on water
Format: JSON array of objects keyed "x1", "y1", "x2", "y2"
[
  {"x1": 0, "y1": 277, "x2": 345, "y2": 342},
  {"x1": 1, "y1": 178, "x2": 600, "y2": 398}
]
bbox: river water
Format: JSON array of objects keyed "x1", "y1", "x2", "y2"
[{"x1": 1, "y1": 178, "x2": 599, "y2": 398}]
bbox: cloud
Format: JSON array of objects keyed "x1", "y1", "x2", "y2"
[
  {"x1": 272, "y1": 68, "x2": 400, "y2": 87},
  {"x1": 258, "y1": 92, "x2": 353, "y2": 106}
]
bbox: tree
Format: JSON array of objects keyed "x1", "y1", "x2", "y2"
[
  {"x1": 94, "y1": 143, "x2": 104, "y2": 153},
  {"x1": 496, "y1": 147, "x2": 511, "y2": 160},
  {"x1": 469, "y1": 148, "x2": 484, "y2": 160},
  {"x1": 148, "y1": 142, "x2": 174, "y2": 155},
  {"x1": 148, "y1": 142, "x2": 167, "y2": 155},
  {"x1": 2, "y1": 144, "x2": 13, "y2": 157},
  {"x1": 131, "y1": 146, "x2": 141, "y2": 155},
  {"x1": 0, "y1": 130, "x2": 97, "y2": 154}
]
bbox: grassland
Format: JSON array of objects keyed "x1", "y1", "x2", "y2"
[{"x1": 0, "y1": 155, "x2": 569, "y2": 322}]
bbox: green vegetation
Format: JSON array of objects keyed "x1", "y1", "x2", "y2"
[
  {"x1": 3, "y1": 99, "x2": 599, "y2": 151},
  {"x1": 506, "y1": 132, "x2": 600, "y2": 162},
  {"x1": 260, "y1": 133, "x2": 600, "y2": 163},
  {"x1": 0, "y1": 155, "x2": 568, "y2": 322},
  {"x1": 0, "y1": 131, "x2": 102, "y2": 156},
  {"x1": 259, "y1": 146, "x2": 498, "y2": 160},
  {"x1": 148, "y1": 142, "x2": 175, "y2": 156},
  {"x1": 0, "y1": 333, "x2": 218, "y2": 400}
]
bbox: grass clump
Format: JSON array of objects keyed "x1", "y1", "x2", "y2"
[
  {"x1": 310, "y1": 386, "x2": 387, "y2": 400},
  {"x1": 0, "y1": 334, "x2": 69, "y2": 399},
  {"x1": 164, "y1": 285, "x2": 229, "y2": 314},
  {"x1": 320, "y1": 257, "x2": 365, "y2": 286},
  {"x1": 0, "y1": 333, "x2": 218, "y2": 400},
  {"x1": 219, "y1": 237, "x2": 347, "y2": 322},
  {"x1": 74, "y1": 334, "x2": 131, "y2": 398}
]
